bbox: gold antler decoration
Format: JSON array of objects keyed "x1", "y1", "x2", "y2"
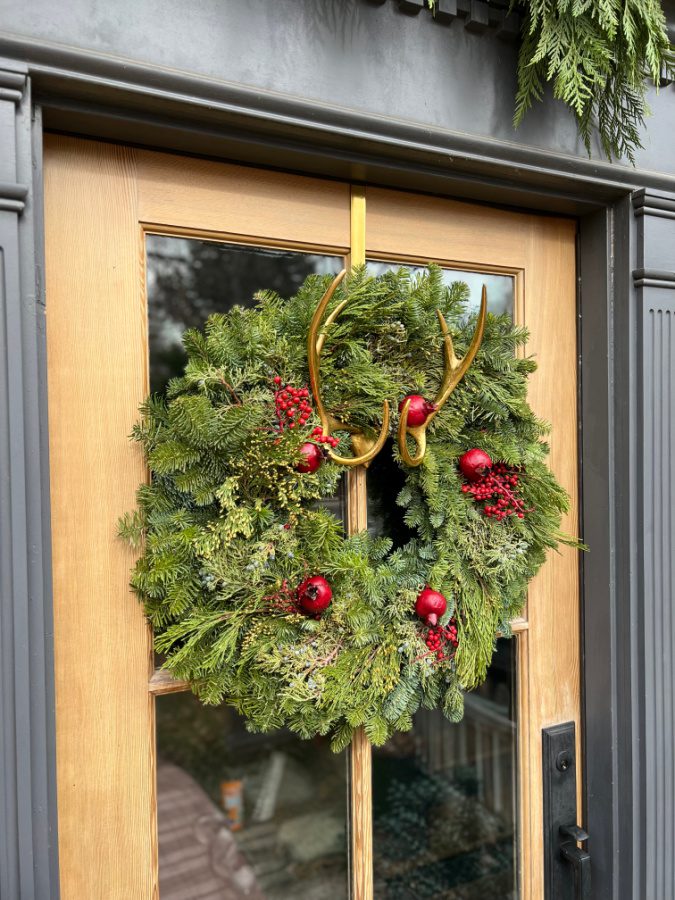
[
  {"x1": 307, "y1": 269, "x2": 390, "y2": 467},
  {"x1": 398, "y1": 285, "x2": 488, "y2": 468}
]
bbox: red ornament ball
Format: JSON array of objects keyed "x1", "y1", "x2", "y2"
[
  {"x1": 458, "y1": 448, "x2": 493, "y2": 482},
  {"x1": 415, "y1": 586, "x2": 448, "y2": 626},
  {"x1": 398, "y1": 394, "x2": 437, "y2": 427},
  {"x1": 296, "y1": 576, "x2": 333, "y2": 616},
  {"x1": 295, "y1": 442, "x2": 323, "y2": 474}
]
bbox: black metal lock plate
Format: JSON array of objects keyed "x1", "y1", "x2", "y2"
[{"x1": 543, "y1": 721, "x2": 588, "y2": 899}]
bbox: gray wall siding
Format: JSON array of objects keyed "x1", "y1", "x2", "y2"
[
  {"x1": 633, "y1": 191, "x2": 675, "y2": 900},
  {"x1": 0, "y1": 0, "x2": 674, "y2": 174},
  {"x1": 641, "y1": 294, "x2": 675, "y2": 899}
]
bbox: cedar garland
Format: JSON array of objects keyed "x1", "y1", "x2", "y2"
[{"x1": 427, "y1": 0, "x2": 674, "y2": 163}]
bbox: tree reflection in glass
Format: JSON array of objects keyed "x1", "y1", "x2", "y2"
[{"x1": 146, "y1": 236, "x2": 339, "y2": 394}]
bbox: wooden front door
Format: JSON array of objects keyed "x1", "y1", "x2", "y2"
[{"x1": 44, "y1": 136, "x2": 579, "y2": 900}]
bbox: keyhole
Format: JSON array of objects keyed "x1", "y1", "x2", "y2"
[{"x1": 556, "y1": 750, "x2": 572, "y2": 772}]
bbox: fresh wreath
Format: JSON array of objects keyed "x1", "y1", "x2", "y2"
[{"x1": 120, "y1": 265, "x2": 574, "y2": 751}]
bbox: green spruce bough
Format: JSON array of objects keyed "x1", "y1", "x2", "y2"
[{"x1": 120, "y1": 267, "x2": 574, "y2": 751}]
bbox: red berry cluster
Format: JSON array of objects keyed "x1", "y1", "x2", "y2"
[
  {"x1": 425, "y1": 619, "x2": 459, "y2": 662},
  {"x1": 310, "y1": 426, "x2": 339, "y2": 450},
  {"x1": 273, "y1": 376, "x2": 312, "y2": 431},
  {"x1": 461, "y1": 463, "x2": 528, "y2": 521}
]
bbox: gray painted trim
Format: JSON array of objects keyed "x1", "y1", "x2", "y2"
[
  {"x1": 0, "y1": 66, "x2": 59, "y2": 900},
  {"x1": 632, "y1": 188, "x2": 675, "y2": 900},
  {"x1": 577, "y1": 198, "x2": 643, "y2": 900},
  {"x1": 2, "y1": 31, "x2": 675, "y2": 207},
  {"x1": 633, "y1": 189, "x2": 675, "y2": 221},
  {"x1": 614, "y1": 198, "x2": 642, "y2": 900},
  {"x1": 0, "y1": 182, "x2": 28, "y2": 213},
  {"x1": 578, "y1": 208, "x2": 618, "y2": 898},
  {"x1": 396, "y1": 0, "x2": 522, "y2": 36},
  {"x1": 632, "y1": 269, "x2": 675, "y2": 289}
]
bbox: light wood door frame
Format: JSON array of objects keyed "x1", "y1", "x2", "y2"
[
  {"x1": 364, "y1": 187, "x2": 579, "y2": 899},
  {"x1": 45, "y1": 136, "x2": 579, "y2": 900}
]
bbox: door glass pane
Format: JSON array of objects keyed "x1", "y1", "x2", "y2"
[
  {"x1": 147, "y1": 237, "x2": 349, "y2": 899},
  {"x1": 156, "y1": 693, "x2": 349, "y2": 900},
  {"x1": 364, "y1": 264, "x2": 514, "y2": 539},
  {"x1": 366, "y1": 263, "x2": 518, "y2": 896},
  {"x1": 147, "y1": 236, "x2": 341, "y2": 395},
  {"x1": 373, "y1": 640, "x2": 518, "y2": 899},
  {"x1": 366, "y1": 262, "x2": 514, "y2": 320},
  {"x1": 146, "y1": 235, "x2": 347, "y2": 529}
]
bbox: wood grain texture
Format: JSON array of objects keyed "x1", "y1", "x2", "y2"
[
  {"x1": 350, "y1": 726, "x2": 374, "y2": 900},
  {"x1": 365, "y1": 187, "x2": 529, "y2": 271},
  {"x1": 521, "y1": 215, "x2": 579, "y2": 900},
  {"x1": 365, "y1": 187, "x2": 579, "y2": 900},
  {"x1": 44, "y1": 136, "x2": 158, "y2": 900},
  {"x1": 148, "y1": 669, "x2": 189, "y2": 696},
  {"x1": 46, "y1": 138, "x2": 353, "y2": 898},
  {"x1": 348, "y1": 188, "x2": 374, "y2": 900},
  {"x1": 45, "y1": 142, "x2": 577, "y2": 899},
  {"x1": 347, "y1": 465, "x2": 373, "y2": 900},
  {"x1": 137, "y1": 149, "x2": 350, "y2": 253}
]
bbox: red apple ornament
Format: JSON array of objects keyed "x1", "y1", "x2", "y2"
[
  {"x1": 295, "y1": 442, "x2": 323, "y2": 474},
  {"x1": 297, "y1": 576, "x2": 333, "y2": 616},
  {"x1": 458, "y1": 448, "x2": 492, "y2": 482},
  {"x1": 415, "y1": 586, "x2": 448, "y2": 626},
  {"x1": 398, "y1": 394, "x2": 437, "y2": 427}
]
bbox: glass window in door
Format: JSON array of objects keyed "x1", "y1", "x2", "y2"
[
  {"x1": 147, "y1": 235, "x2": 349, "y2": 900},
  {"x1": 366, "y1": 262, "x2": 518, "y2": 899}
]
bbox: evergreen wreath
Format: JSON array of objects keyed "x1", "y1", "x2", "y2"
[{"x1": 120, "y1": 266, "x2": 574, "y2": 751}]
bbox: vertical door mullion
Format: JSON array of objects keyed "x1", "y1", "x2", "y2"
[{"x1": 348, "y1": 187, "x2": 374, "y2": 900}]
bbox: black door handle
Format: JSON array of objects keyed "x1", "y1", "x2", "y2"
[
  {"x1": 560, "y1": 834, "x2": 591, "y2": 900},
  {"x1": 543, "y1": 723, "x2": 592, "y2": 899},
  {"x1": 560, "y1": 824, "x2": 588, "y2": 844}
]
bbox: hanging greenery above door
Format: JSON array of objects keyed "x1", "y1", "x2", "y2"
[
  {"x1": 241, "y1": 0, "x2": 673, "y2": 162},
  {"x1": 431, "y1": 0, "x2": 673, "y2": 163},
  {"x1": 508, "y1": 0, "x2": 674, "y2": 163}
]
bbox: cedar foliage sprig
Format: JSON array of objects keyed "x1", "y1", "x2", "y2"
[
  {"x1": 427, "y1": 0, "x2": 675, "y2": 163},
  {"x1": 120, "y1": 266, "x2": 575, "y2": 749}
]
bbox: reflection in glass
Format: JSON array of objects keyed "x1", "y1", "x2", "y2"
[
  {"x1": 373, "y1": 640, "x2": 518, "y2": 899},
  {"x1": 366, "y1": 262, "x2": 514, "y2": 320},
  {"x1": 146, "y1": 236, "x2": 347, "y2": 527},
  {"x1": 367, "y1": 438, "x2": 415, "y2": 546},
  {"x1": 156, "y1": 693, "x2": 349, "y2": 900},
  {"x1": 146, "y1": 236, "x2": 340, "y2": 394},
  {"x1": 147, "y1": 237, "x2": 349, "y2": 898}
]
